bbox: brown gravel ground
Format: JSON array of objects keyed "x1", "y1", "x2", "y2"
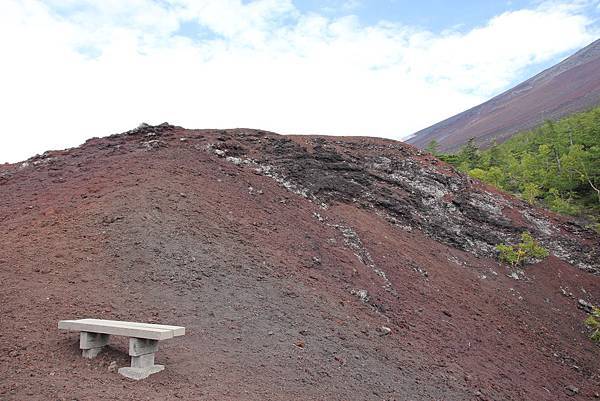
[{"x1": 0, "y1": 126, "x2": 598, "y2": 401}]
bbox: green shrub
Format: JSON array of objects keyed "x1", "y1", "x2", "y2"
[
  {"x1": 496, "y1": 244, "x2": 522, "y2": 266},
  {"x1": 469, "y1": 167, "x2": 506, "y2": 189},
  {"x1": 519, "y1": 232, "x2": 550, "y2": 260},
  {"x1": 585, "y1": 307, "x2": 600, "y2": 343},
  {"x1": 495, "y1": 231, "x2": 549, "y2": 267},
  {"x1": 469, "y1": 168, "x2": 487, "y2": 182},
  {"x1": 521, "y1": 183, "x2": 541, "y2": 204},
  {"x1": 547, "y1": 188, "x2": 581, "y2": 215}
]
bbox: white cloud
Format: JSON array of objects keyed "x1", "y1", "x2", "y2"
[{"x1": 0, "y1": 0, "x2": 597, "y2": 163}]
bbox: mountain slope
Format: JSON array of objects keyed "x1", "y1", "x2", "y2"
[
  {"x1": 0, "y1": 124, "x2": 599, "y2": 400},
  {"x1": 407, "y1": 38, "x2": 600, "y2": 152}
]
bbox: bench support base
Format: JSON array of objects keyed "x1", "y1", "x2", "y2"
[
  {"x1": 118, "y1": 364, "x2": 164, "y2": 380},
  {"x1": 80, "y1": 332, "x2": 109, "y2": 359},
  {"x1": 118, "y1": 338, "x2": 163, "y2": 380}
]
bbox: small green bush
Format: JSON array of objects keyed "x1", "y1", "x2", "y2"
[
  {"x1": 585, "y1": 307, "x2": 600, "y2": 343},
  {"x1": 496, "y1": 244, "x2": 522, "y2": 266},
  {"x1": 495, "y1": 231, "x2": 549, "y2": 267},
  {"x1": 519, "y1": 232, "x2": 550, "y2": 260},
  {"x1": 521, "y1": 183, "x2": 540, "y2": 204}
]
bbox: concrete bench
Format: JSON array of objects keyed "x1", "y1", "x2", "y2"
[{"x1": 58, "y1": 318, "x2": 185, "y2": 380}]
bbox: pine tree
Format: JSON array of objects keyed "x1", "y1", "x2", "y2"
[{"x1": 426, "y1": 139, "x2": 440, "y2": 156}]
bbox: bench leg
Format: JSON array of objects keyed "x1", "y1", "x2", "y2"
[
  {"x1": 80, "y1": 332, "x2": 109, "y2": 359},
  {"x1": 118, "y1": 338, "x2": 164, "y2": 380}
]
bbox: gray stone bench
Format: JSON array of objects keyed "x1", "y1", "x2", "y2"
[{"x1": 58, "y1": 318, "x2": 185, "y2": 380}]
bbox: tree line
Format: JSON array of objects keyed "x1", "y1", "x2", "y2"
[{"x1": 427, "y1": 105, "x2": 600, "y2": 228}]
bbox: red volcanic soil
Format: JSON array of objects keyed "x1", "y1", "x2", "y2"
[
  {"x1": 408, "y1": 39, "x2": 600, "y2": 152},
  {"x1": 0, "y1": 124, "x2": 599, "y2": 400}
]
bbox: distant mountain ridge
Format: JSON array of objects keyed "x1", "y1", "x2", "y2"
[{"x1": 407, "y1": 38, "x2": 600, "y2": 152}]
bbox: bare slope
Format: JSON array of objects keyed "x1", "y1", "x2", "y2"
[
  {"x1": 407, "y1": 39, "x2": 600, "y2": 152},
  {"x1": 1, "y1": 124, "x2": 599, "y2": 400}
]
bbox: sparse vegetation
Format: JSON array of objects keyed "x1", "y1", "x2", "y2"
[
  {"x1": 435, "y1": 106, "x2": 600, "y2": 224},
  {"x1": 585, "y1": 307, "x2": 600, "y2": 344},
  {"x1": 495, "y1": 231, "x2": 549, "y2": 267}
]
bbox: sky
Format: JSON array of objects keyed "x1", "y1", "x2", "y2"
[{"x1": 0, "y1": 0, "x2": 599, "y2": 163}]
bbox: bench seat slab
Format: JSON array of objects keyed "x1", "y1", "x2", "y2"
[{"x1": 58, "y1": 319, "x2": 184, "y2": 340}]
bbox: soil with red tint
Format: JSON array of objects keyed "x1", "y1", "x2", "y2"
[{"x1": 0, "y1": 124, "x2": 598, "y2": 400}]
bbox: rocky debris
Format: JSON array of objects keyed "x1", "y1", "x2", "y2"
[
  {"x1": 560, "y1": 286, "x2": 575, "y2": 298},
  {"x1": 578, "y1": 299, "x2": 595, "y2": 313},
  {"x1": 376, "y1": 326, "x2": 392, "y2": 336},
  {"x1": 247, "y1": 186, "x2": 263, "y2": 195},
  {"x1": 26, "y1": 153, "x2": 61, "y2": 168},
  {"x1": 140, "y1": 139, "x2": 167, "y2": 151},
  {"x1": 102, "y1": 215, "x2": 124, "y2": 225},
  {"x1": 108, "y1": 361, "x2": 117, "y2": 372},
  {"x1": 412, "y1": 265, "x2": 429, "y2": 277},
  {"x1": 337, "y1": 227, "x2": 372, "y2": 264},
  {"x1": 508, "y1": 270, "x2": 528, "y2": 281},
  {"x1": 565, "y1": 385, "x2": 579, "y2": 396},
  {"x1": 351, "y1": 289, "x2": 369, "y2": 303},
  {"x1": 124, "y1": 122, "x2": 177, "y2": 137},
  {"x1": 0, "y1": 171, "x2": 12, "y2": 184}
]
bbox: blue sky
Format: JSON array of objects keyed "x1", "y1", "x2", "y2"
[
  {"x1": 295, "y1": 0, "x2": 534, "y2": 29},
  {"x1": 295, "y1": 0, "x2": 600, "y2": 84},
  {"x1": 0, "y1": 0, "x2": 599, "y2": 162}
]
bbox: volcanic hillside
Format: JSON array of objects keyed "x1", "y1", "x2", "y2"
[
  {"x1": 1, "y1": 124, "x2": 599, "y2": 400},
  {"x1": 408, "y1": 38, "x2": 600, "y2": 152}
]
